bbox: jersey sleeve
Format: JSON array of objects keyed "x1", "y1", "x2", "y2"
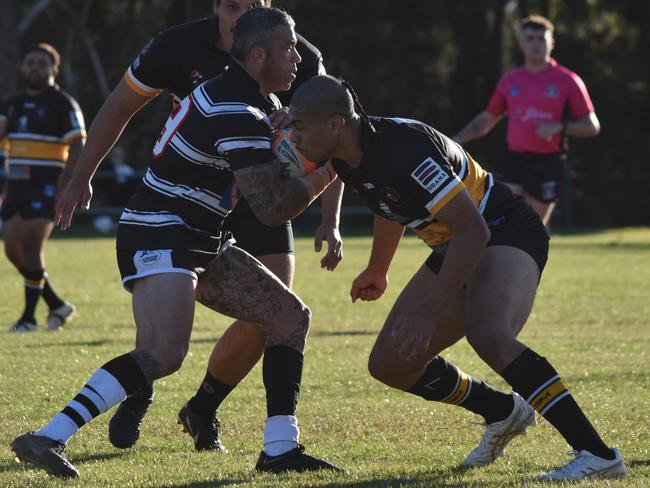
[
  {"x1": 213, "y1": 110, "x2": 276, "y2": 171},
  {"x1": 60, "y1": 95, "x2": 86, "y2": 143},
  {"x1": 486, "y1": 75, "x2": 508, "y2": 116},
  {"x1": 566, "y1": 72, "x2": 595, "y2": 119},
  {"x1": 123, "y1": 34, "x2": 168, "y2": 98},
  {"x1": 401, "y1": 134, "x2": 466, "y2": 216}
]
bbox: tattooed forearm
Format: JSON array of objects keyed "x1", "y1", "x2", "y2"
[{"x1": 233, "y1": 160, "x2": 313, "y2": 226}]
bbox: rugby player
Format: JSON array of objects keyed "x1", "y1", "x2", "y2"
[
  {"x1": 0, "y1": 44, "x2": 84, "y2": 332},
  {"x1": 11, "y1": 8, "x2": 343, "y2": 478},
  {"x1": 453, "y1": 15, "x2": 600, "y2": 227},
  {"x1": 286, "y1": 75, "x2": 626, "y2": 482},
  {"x1": 55, "y1": 0, "x2": 343, "y2": 452}
]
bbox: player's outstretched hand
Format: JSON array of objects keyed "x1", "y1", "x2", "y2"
[
  {"x1": 314, "y1": 225, "x2": 342, "y2": 271},
  {"x1": 350, "y1": 268, "x2": 387, "y2": 303},
  {"x1": 55, "y1": 178, "x2": 93, "y2": 230}
]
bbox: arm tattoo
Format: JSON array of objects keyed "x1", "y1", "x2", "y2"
[{"x1": 234, "y1": 160, "x2": 312, "y2": 226}]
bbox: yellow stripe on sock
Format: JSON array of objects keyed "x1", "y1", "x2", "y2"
[{"x1": 530, "y1": 378, "x2": 568, "y2": 413}]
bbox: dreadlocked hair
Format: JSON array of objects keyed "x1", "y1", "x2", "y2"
[{"x1": 341, "y1": 80, "x2": 376, "y2": 133}]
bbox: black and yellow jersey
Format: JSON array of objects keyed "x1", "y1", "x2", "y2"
[
  {"x1": 124, "y1": 16, "x2": 324, "y2": 107},
  {"x1": 332, "y1": 117, "x2": 509, "y2": 245},
  {"x1": 0, "y1": 85, "x2": 85, "y2": 180}
]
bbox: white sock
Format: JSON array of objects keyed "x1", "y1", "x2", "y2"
[
  {"x1": 36, "y1": 367, "x2": 127, "y2": 444},
  {"x1": 263, "y1": 415, "x2": 299, "y2": 456}
]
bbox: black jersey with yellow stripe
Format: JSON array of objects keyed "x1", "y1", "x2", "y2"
[
  {"x1": 1, "y1": 85, "x2": 85, "y2": 180},
  {"x1": 332, "y1": 117, "x2": 495, "y2": 245},
  {"x1": 124, "y1": 16, "x2": 324, "y2": 107}
]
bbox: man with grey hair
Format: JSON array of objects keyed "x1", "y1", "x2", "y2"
[
  {"x1": 55, "y1": 0, "x2": 343, "y2": 455},
  {"x1": 11, "y1": 8, "x2": 343, "y2": 478}
]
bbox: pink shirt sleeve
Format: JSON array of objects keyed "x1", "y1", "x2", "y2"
[
  {"x1": 567, "y1": 72, "x2": 595, "y2": 119},
  {"x1": 486, "y1": 76, "x2": 508, "y2": 116}
]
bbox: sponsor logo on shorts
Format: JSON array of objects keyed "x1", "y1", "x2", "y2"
[
  {"x1": 30, "y1": 201, "x2": 43, "y2": 210},
  {"x1": 138, "y1": 250, "x2": 162, "y2": 267},
  {"x1": 411, "y1": 157, "x2": 450, "y2": 193}
]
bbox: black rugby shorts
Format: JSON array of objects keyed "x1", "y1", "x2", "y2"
[
  {"x1": 1, "y1": 179, "x2": 57, "y2": 221},
  {"x1": 221, "y1": 197, "x2": 294, "y2": 256},
  {"x1": 492, "y1": 151, "x2": 566, "y2": 203}
]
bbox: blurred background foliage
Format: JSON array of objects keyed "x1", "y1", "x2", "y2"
[{"x1": 1, "y1": 0, "x2": 649, "y2": 226}]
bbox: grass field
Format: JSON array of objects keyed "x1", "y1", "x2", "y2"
[{"x1": 0, "y1": 228, "x2": 648, "y2": 487}]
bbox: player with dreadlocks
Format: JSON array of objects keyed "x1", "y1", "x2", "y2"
[{"x1": 285, "y1": 75, "x2": 626, "y2": 482}]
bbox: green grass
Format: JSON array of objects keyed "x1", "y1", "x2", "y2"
[{"x1": 0, "y1": 228, "x2": 649, "y2": 487}]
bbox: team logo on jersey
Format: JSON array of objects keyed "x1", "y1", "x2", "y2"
[
  {"x1": 509, "y1": 86, "x2": 520, "y2": 97},
  {"x1": 137, "y1": 250, "x2": 162, "y2": 267},
  {"x1": 381, "y1": 187, "x2": 402, "y2": 205},
  {"x1": 411, "y1": 157, "x2": 450, "y2": 193},
  {"x1": 190, "y1": 69, "x2": 204, "y2": 86},
  {"x1": 544, "y1": 85, "x2": 559, "y2": 98},
  {"x1": 362, "y1": 182, "x2": 375, "y2": 190}
]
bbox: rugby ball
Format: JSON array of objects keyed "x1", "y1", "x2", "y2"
[{"x1": 272, "y1": 128, "x2": 317, "y2": 178}]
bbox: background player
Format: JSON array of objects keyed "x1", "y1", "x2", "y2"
[
  {"x1": 286, "y1": 75, "x2": 626, "y2": 482},
  {"x1": 0, "y1": 44, "x2": 84, "y2": 332},
  {"x1": 453, "y1": 15, "x2": 600, "y2": 227}
]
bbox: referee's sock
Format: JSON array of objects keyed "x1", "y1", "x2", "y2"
[
  {"x1": 36, "y1": 353, "x2": 149, "y2": 444},
  {"x1": 407, "y1": 356, "x2": 514, "y2": 424},
  {"x1": 19, "y1": 268, "x2": 45, "y2": 323},
  {"x1": 501, "y1": 348, "x2": 614, "y2": 460}
]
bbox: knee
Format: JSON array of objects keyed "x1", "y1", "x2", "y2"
[
  {"x1": 4, "y1": 243, "x2": 22, "y2": 267},
  {"x1": 153, "y1": 344, "x2": 188, "y2": 377},
  {"x1": 466, "y1": 326, "x2": 511, "y2": 362}
]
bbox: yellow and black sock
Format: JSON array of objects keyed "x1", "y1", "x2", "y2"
[
  {"x1": 407, "y1": 356, "x2": 514, "y2": 424},
  {"x1": 502, "y1": 348, "x2": 614, "y2": 459}
]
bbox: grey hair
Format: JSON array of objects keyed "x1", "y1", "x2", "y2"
[{"x1": 231, "y1": 7, "x2": 295, "y2": 62}]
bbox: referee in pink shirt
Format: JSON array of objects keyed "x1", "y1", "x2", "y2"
[{"x1": 453, "y1": 15, "x2": 600, "y2": 227}]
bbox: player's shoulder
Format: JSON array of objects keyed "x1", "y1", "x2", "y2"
[
  {"x1": 549, "y1": 60, "x2": 585, "y2": 83},
  {"x1": 296, "y1": 33, "x2": 322, "y2": 63},
  {"x1": 43, "y1": 86, "x2": 81, "y2": 112},
  {"x1": 499, "y1": 65, "x2": 528, "y2": 82},
  {"x1": 150, "y1": 17, "x2": 211, "y2": 49}
]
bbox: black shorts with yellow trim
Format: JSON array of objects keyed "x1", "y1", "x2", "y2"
[
  {"x1": 1, "y1": 175, "x2": 59, "y2": 222},
  {"x1": 116, "y1": 220, "x2": 233, "y2": 292},
  {"x1": 492, "y1": 151, "x2": 566, "y2": 203},
  {"x1": 425, "y1": 181, "x2": 549, "y2": 277},
  {"x1": 221, "y1": 197, "x2": 294, "y2": 257}
]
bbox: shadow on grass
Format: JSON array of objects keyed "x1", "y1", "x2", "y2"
[
  {"x1": 312, "y1": 330, "x2": 375, "y2": 337},
  {"x1": 23, "y1": 339, "x2": 112, "y2": 348},
  {"x1": 154, "y1": 479, "x2": 250, "y2": 488},
  {"x1": 628, "y1": 459, "x2": 650, "y2": 468}
]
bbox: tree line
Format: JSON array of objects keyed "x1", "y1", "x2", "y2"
[{"x1": 2, "y1": 0, "x2": 648, "y2": 226}]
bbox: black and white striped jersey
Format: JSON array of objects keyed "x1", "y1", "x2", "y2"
[
  {"x1": 332, "y1": 117, "x2": 524, "y2": 245},
  {"x1": 117, "y1": 61, "x2": 279, "y2": 251}
]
